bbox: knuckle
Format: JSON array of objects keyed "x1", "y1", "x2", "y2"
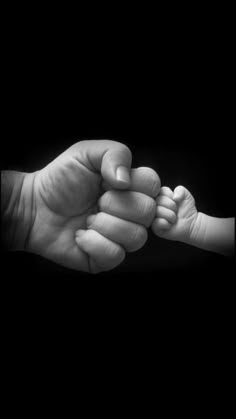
[
  {"x1": 158, "y1": 196, "x2": 176, "y2": 211},
  {"x1": 152, "y1": 219, "x2": 160, "y2": 234},
  {"x1": 132, "y1": 225, "x2": 148, "y2": 247},
  {"x1": 142, "y1": 197, "x2": 156, "y2": 225},
  {"x1": 161, "y1": 186, "x2": 171, "y2": 195},
  {"x1": 158, "y1": 196, "x2": 166, "y2": 207},
  {"x1": 169, "y1": 200, "x2": 177, "y2": 212},
  {"x1": 156, "y1": 196, "x2": 162, "y2": 205},
  {"x1": 119, "y1": 143, "x2": 132, "y2": 159},
  {"x1": 160, "y1": 186, "x2": 173, "y2": 198},
  {"x1": 150, "y1": 171, "x2": 161, "y2": 197},
  {"x1": 157, "y1": 207, "x2": 166, "y2": 219},
  {"x1": 156, "y1": 206, "x2": 161, "y2": 217},
  {"x1": 169, "y1": 211, "x2": 177, "y2": 222},
  {"x1": 96, "y1": 212, "x2": 106, "y2": 225},
  {"x1": 108, "y1": 244, "x2": 125, "y2": 264},
  {"x1": 99, "y1": 191, "x2": 113, "y2": 211}
]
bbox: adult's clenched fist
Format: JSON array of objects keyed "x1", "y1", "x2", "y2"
[{"x1": 3, "y1": 140, "x2": 161, "y2": 273}]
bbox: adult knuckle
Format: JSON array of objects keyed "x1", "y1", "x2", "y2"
[
  {"x1": 132, "y1": 225, "x2": 147, "y2": 245},
  {"x1": 119, "y1": 143, "x2": 132, "y2": 158},
  {"x1": 98, "y1": 212, "x2": 108, "y2": 224},
  {"x1": 108, "y1": 244, "x2": 125, "y2": 263},
  {"x1": 142, "y1": 197, "x2": 156, "y2": 224},
  {"x1": 150, "y1": 171, "x2": 161, "y2": 197},
  {"x1": 99, "y1": 191, "x2": 113, "y2": 211}
]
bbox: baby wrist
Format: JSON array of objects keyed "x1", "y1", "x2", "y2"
[{"x1": 188, "y1": 212, "x2": 206, "y2": 248}]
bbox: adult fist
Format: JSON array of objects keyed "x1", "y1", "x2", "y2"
[{"x1": 26, "y1": 140, "x2": 160, "y2": 273}]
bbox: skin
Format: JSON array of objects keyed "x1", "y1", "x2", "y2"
[
  {"x1": 1, "y1": 140, "x2": 161, "y2": 273},
  {"x1": 152, "y1": 185, "x2": 234, "y2": 258},
  {"x1": 152, "y1": 186, "x2": 198, "y2": 242}
]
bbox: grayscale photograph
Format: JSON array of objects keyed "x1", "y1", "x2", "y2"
[{"x1": 1, "y1": 6, "x2": 235, "y2": 415}]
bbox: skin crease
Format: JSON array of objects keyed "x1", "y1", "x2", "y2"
[
  {"x1": 152, "y1": 185, "x2": 234, "y2": 258},
  {"x1": 152, "y1": 186, "x2": 198, "y2": 242},
  {"x1": 25, "y1": 141, "x2": 161, "y2": 273}
]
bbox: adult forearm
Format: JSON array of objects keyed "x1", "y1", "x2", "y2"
[
  {"x1": 1, "y1": 171, "x2": 35, "y2": 251},
  {"x1": 190, "y1": 212, "x2": 235, "y2": 258}
]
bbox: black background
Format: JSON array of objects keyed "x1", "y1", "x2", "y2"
[
  {"x1": 1, "y1": 14, "x2": 234, "y2": 298},
  {"x1": 0, "y1": 10, "x2": 235, "y2": 408}
]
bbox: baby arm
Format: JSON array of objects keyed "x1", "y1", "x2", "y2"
[{"x1": 152, "y1": 185, "x2": 235, "y2": 258}]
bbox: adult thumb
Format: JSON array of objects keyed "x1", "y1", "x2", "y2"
[
  {"x1": 73, "y1": 139, "x2": 132, "y2": 189},
  {"x1": 101, "y1": 141, "x2": 132, "y2": 189}
]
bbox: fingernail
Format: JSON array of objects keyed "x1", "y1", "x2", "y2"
[
  {"x1": 75, "y1": 229, "x2": 86, "y2": 239},
  {"x1": 116, "y1": 166, "x2": 130, "y2": 184},
  {"x1": 86, "y1": 214, "x2": 96, "y2": 227}
]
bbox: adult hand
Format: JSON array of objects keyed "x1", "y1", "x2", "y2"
[{"x1": 23, "y1": 140, "x2": 161, "y2": 273}]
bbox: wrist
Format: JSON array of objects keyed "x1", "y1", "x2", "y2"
[
  {"x1": 188, "y1": 212, "x2": 206, "y2": 248},
  {"x1": 1, "y1": 171, "x2": 36, "y2": 251},
  {"x1": 189, "y1": 213, "x2": 234, "y2": 257}
]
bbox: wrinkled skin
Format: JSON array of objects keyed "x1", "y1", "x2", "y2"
[{"x1": 26, "y1": 140, "x2": 160, "y2": 273}]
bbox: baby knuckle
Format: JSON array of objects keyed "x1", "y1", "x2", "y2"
[
  {"x1": 159, "y1": 219, "x2": 167, "y2": 228},
  {"x1": 169, "y1": 211, "x2": 177, "y2": 222},
  {"x1": 170, "y1": 200, "x2": 178, "y2": 212},
  {"x1": 157, "y1": 208, "x2": 163, "y2": 217},
  {"x1": 156, "y1": 195, "x2": 162, "y2": 205},
  {"x1": 162, "y1": 197, "x2": 176, "y2": 211},
  {"x1": 157, "y1": 196, "x2": 167, "y2": 207}
]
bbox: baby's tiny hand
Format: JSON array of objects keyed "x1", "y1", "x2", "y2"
[{"x1": 152, "y1": 185, "x2": 198, "y2": 243}]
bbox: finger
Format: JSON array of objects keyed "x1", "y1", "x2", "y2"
[
  {"x1": 71, "y1": 140, "x2": 132, "y2": 190},
  {"x1": 173, "y1": 185, "x2": 186, "y2": 203},
  {"x1": 156, "y1": 195, "x2": 177, "y2": 212},
  {"x1": 156, "y1": 206, "x2": 177, "y2": 224},
  {"x1": 86, "y1": 212, "x2": 148, "y2": 252},
  {"x1": 98, "y1": 190, "x2": 156, "y2": 227},
  {"x1": 75, "y1": 229, "x2": 125, "y2": 273},
  {"x1": 159, "y1": 186, "x2": 174, "y2": 199},
  {"x1": 152, "y1": 218, "x2": 172, "y2": 236},
  {"x1": 173, "y1": 185, "x2": 194, "y2": 203},
  {"x1": 102, "y1": 167, "x2": 161, "y2": 198}
]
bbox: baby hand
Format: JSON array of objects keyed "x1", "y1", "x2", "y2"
[{"x1": 152, "y1": 185, "x2": 198, "y2": 244}]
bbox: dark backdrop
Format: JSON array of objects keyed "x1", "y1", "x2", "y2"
[
  {"x1": 1, "y1": 97, "x2": 234, "y2": 283},
  {"x1": 1, "y1": 13, "x2": 234, "y2": 409},
  {"x1": 1, "y1": 23, "x2": 234, "y2": 290}
]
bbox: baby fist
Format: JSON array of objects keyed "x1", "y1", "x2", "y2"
[{"x1": 152, "y1": 185, "x2": 198, "y2": 244}]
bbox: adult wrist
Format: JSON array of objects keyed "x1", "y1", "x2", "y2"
[{"x1": 1, "y1": 171, "x2": 36, "y2": 251}]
